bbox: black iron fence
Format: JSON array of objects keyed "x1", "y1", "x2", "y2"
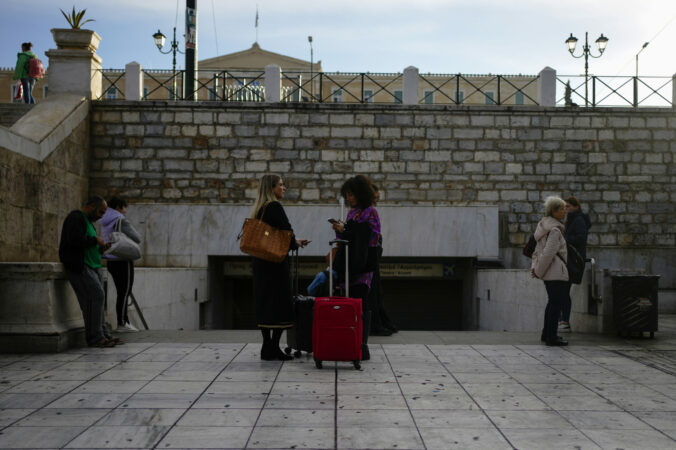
[
  {"x1": 556, "y1": 75, "x2": 673, "y2": 108},
  {"x1": 92, "y1": 68, "x2": 674, "y2": 108}
]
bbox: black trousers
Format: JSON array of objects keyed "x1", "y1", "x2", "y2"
[
  {"x1": 350, "y1": 283, "x2": 371, "y2": 345},
  {"x1": 543, "y1": 280, "x2": 568, "y2": 342},
  {"x1": 106, "y1": 260, "x2": 134, "y2": 326}
]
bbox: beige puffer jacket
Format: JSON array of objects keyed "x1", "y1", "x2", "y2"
[{"x1": 531, "y1": 216, "x2": 569, "y2": 281}]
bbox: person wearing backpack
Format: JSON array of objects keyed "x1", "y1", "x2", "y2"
[
  {"x1": 13, "y1": 42, "x2": 38, "y2": 104},
  {"x1": 559, "y1": 196, "x2": 592, "y2": 333},
  {"x1": 531, "y1": 196, "x2": 569, "y2": 346}
]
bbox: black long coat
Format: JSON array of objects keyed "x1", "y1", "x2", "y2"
[{"x1": 252, "y1": 201, "x2": 298, "y2": 328}]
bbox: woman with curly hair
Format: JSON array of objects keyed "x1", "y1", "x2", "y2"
[{"x1": 331, "y1": 175, "x2": 381, "y2": 360}]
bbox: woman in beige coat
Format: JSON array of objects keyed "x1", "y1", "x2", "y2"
[{"x1": 531, "y1": 196, "x2": 569, "y2": 346}]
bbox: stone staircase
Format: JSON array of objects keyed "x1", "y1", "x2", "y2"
[{"x1": 0, "y1": 103, "x2": 34, "y2": 128}]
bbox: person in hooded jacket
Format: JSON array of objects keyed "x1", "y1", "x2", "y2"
[
  {"x1": 13, "y1": 42, "x2": 37, "y2": 104},
  {"x1": 559, "y1": 196, "x2": 592, "y2": 333},
  {"x1": 101, "y1": 196, "x2": 142, "y2": 333},
  {"x1": 531, "y1": 196, "x2": 569, "y2": 346}
]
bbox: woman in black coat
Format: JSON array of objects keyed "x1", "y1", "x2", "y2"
[
  {"x1": 560, "y1": 196, "x2": 592, "y2": 333},
  {"x1": 251, "y1": 174, "x2": 309, "y2": 360}
]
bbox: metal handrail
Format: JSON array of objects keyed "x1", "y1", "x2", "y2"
[{"x1": 556, "y1": 75, "x2": 672, "y2": 107}]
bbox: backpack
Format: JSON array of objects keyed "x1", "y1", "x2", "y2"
[
  {"x1": 557, "y1": 244, "x2": 585, "y2": 284},
  {"x1": 29, "y1": 57, "x2": 45, "y2": 79},
  {"x1": 522, "y1": 234, "x2": 537, "y2": 258}
]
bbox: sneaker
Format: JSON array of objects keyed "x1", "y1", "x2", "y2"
[
  {"x1": 116, "y1": 323, "x2": 139, "y2": 333},
  {"x1": 558, "y1": 322, "x2": 571, "y2": 333}
]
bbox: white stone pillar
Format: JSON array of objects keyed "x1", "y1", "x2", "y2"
[
  {"x1": 537, "y1": 66, "x2": 556, "y2": 107},
  {"x1": 45, "y1": 28, "x2": 103, "y2": 99},
  {"x1": 403, "y1": 66, "x2": 419, "y2": 105},
  {"x1": 125, "y1": 61, "x2": 143, "y2": 101},
  {"x1": 265, "y1": 64, "x2": 281, "y2": 103}
]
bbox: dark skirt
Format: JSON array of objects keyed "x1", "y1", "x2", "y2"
[{"x1": 252, "y1": 256, "x2": 294, "y2": 329}]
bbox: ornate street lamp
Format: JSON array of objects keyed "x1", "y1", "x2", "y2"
[
  {"x1": 308, "y1": 36, "x2": 314, "y2": 101},
  {"x1": 565, "y1": 32, "x2": 608, "y2": 106},
  {"x1": 153, "y1": 27, "x2": 184, "y2": 100}
]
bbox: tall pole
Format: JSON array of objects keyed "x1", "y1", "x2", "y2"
[
  {"x1": 308, "y1": 36, "x2": 313, "y2": 101},
  {"x1": 172, "y1": 27, "x2": 177, "y2": 100},
  {"x1": 185, "y1": 0, "x2": 197, "y2": 101},
  {"x1": 584, "y1": 32, "x2": 589, "y2": 107}
]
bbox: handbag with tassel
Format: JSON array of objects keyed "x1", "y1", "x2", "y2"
[{"x1": 238, "y1": 203, "x2": 293, "y2": 263}]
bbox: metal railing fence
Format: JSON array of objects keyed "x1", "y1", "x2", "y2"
[{"x1": 556, "y1": 75, "x2": 673, "y2": 107}]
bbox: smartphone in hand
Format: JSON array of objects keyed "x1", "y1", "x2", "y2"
[{"x1": 328, "y1": 218, "x2": 339, "y2": 224}]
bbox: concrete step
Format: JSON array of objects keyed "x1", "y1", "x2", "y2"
[{"x1": 0, "y1": 103, "x2": 34, "y2": 128}]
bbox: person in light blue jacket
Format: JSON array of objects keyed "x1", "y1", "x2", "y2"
[{"x1": 100, "y1": 196, "x2": 142, "y2": 332}]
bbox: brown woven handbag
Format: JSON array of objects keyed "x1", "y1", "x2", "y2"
[{"x1": 238, "y1": 204, "x2": 293, "y2": 263}]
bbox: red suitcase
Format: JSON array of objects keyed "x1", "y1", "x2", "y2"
[{"x1": 313, "y1": 239, "x2": 363, "y2": 370}]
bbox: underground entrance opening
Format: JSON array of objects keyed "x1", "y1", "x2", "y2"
[{"x1": 206, "y1": 256, "x2": 474, "y2": 331}]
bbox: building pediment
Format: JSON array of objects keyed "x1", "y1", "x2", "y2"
[{"x1": 199, "y1": 42, "x2": 321, "y2": 71}]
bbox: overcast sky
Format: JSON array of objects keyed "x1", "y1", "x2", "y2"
[{"x1": 1, "y1": 0, "x2": 674, "y2": 78}]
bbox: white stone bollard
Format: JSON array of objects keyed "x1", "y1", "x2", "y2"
[
  {"x1": 537, "y1": 66, "x2": 557, "y2": 107},
  {"x1": 403, "y1": 66, "x2": 419, "y2": 105},
  {"x1": 125, "y1": 61, "x2": 143, "y2": 101},
  {"x1": 265, "y1": 64, "x2": 281, "y2": 103}
]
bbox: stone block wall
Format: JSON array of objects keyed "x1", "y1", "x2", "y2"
[
  {"x1": 0, "y1": 119, "x2": 90, "y2": 262},
  {"x1": 89, "y1": 102, "x2": 675, "y2": 251}
]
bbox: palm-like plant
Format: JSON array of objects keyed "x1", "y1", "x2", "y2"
[{"x1": 60, "y1": 6, "x2": 95, "y2": 29}]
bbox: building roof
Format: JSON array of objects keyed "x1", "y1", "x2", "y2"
[{"x1": 199, "y1": 42, "x2": 322, "y2": 71}]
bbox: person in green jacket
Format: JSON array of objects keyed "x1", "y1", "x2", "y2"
[{"x1": 13, "y1": 42, "x2": 37, "y2": 104}]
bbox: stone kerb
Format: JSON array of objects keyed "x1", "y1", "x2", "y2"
[{"x1": 89, "y1": 102, "x2": 676, "y2": 253}]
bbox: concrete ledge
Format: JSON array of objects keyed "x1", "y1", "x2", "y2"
[
  {"x1": 0, "y1": 94, "x2": 89, "y2": 161},
  {"x1": 0, "y1": 262, "x2": 85, "y2": 352}
]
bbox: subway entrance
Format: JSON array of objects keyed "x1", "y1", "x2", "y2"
[{"x1": 206, "y1": 257, "x2": 474, "y2": 331}]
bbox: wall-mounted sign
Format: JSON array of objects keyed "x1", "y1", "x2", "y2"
[
  {"x1": 224, "y1": 261, "x2": 456, "y2": 279},
  {"x1": 185, "y1": 7, "x2": 197, "y2": 49}
]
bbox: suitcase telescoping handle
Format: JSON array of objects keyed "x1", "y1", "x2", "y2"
[
  {"x1": 329, "y1": 239, "x2": 349, "y2": 298},
  {"x1": 292, "y1": 248, "x2": 299, "y2": 296}
]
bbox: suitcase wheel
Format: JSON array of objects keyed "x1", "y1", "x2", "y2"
[
  {"x1": 353, "y1": 360, "x2": 361, "y2": 370},
  {"x1": 314, "y1": 357, "x2": 323, "y2": 369},
  {"x1": 293, "y1": 350, "x2": 302, "y2": 358},
  {"x1": 284, "y1": 347, "x2": 292, "y2": 355}
]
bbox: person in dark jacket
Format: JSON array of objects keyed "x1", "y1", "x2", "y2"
[
  {"x1": 559, "y1": 196, "x2": 592, "y2": 333},
  {"x1": 13, "y1": 42, "x2": 37, "y2": 104},
  {"x1": 59, "y1": 196, "x2": 120, "y2": 348},
  {"x1": 251, "y1": 174, "x2": 309, "y2": 360}
]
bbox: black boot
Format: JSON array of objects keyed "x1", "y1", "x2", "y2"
[
  {"x1": 362, "y1": 311, "x2": 372, "y2": 361},
  {"x1": 260, "y1": 328, "x2": 275, "y2": 360},
  {"x1": 272, "y1": 329, "x2": 292, "y2": 361}
]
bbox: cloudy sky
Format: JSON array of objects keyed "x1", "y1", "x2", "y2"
[{"x1": 1, "y1": 0, "x2": 674, "y2": 78}]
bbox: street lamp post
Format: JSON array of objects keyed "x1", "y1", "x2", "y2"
[
  {"x1": 565, "y1": 32, "x2": 609, "y2": 106},
  {"x1": 634, "y1": 42, "x2": 649, "y2": 107},
  {"x1": 153, "y1": 27, "x2": 184, "y2": 100},
  {"x1": 308, "y1": 36, "x2": 313, "y2": 101}
]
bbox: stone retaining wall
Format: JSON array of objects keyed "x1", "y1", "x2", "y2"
[{"x1": 89, "y1": 102, "x2": 675, "y2": 251}]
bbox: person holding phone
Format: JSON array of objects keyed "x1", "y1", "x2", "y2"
[
  {"x1": 251, "y1": 174, "x2": 309, "y2": 360},
  {"x1": 331, "y1": 175, "x2": 381, "y2": 360}
]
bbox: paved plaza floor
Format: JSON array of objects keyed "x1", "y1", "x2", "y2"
[{"x1": 1, "y1": 318, "x2": 676, "y2": 449}]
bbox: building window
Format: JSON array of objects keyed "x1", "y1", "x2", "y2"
[
  {"x1": 143, "y1": 87, "x2": 148, "y2": 99},
  {"x1": 292, "y1": 88, "x2": 300, "y2": 102},
  {"x1": 394, "y1": 90, "x2": 402, "y2": 104},
  {"x1": 484, "y1": 91, "x2": 495, "y2": 105},
  {"x1": 423, "y1": 90, "x2": 434, "y2": 104},
  {"x1": 515, "y1": 91, "x2": 525, "y2": 105},
  {"x1": 168, "y1": 87, "x2": 175, "y2": 100},
  {"x1": 455, "y1": 90, "x2": 464, "y2": 104},
  {"x1": 332, "y1": 89, "x2": 342, "y2": 103},
  {"x1": 208, "y1": 88, "x2": 216, "y2": 100},
  {"x1": 363, "y1": 89, "x2": 374, "y2": 103},
  {"x1": 106, "y1": 87, "x2": 117, "y2": 100},
  {"x1": 43, "y1": 86, "x2": 48, "y2": 98}
]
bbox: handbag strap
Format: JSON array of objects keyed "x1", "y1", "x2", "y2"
[{"x1": 115, "y1": 217, "x2": 123, "y2": 232}]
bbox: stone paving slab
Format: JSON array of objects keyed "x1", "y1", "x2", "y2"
[{"x1": 1, "y1": 335, "x2": 676, "y2": 449}]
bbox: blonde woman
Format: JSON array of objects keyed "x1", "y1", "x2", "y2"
[
  {"x1": 531, "y1": 196, "x2": 569, "y2": 346},
  {"x1": 251, "y1": 174, "x2": 309, "y2": 360}
]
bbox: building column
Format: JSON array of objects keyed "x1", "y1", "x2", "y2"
[
  {"x1": 265, "y1": 64, "x2": 281, "y2": 103},
  {"x1": 403, "y1": 66, "x2": 419, "y2": 105},
  {"x1": 45, "y1": 28, "x2": 103, "y2": 99},
  {"x1": 537, "y1": 66, "x2": 556, "y2": 107},
  {"x1": 125, "y1": 62, "x2": 143, "y2": 101}
]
